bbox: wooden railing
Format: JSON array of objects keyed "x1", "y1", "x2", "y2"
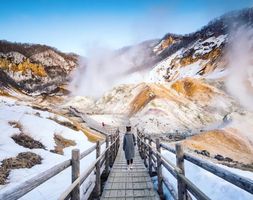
[
  {"x1": 69, "y1": 107, "x2": 118, "y2": 135},
  {"x1": 137, "y1": 131, "x2": 253, "y2": 200},
  {"x1": 0, "y1": 131, "x2": 120, "y2": 200}
]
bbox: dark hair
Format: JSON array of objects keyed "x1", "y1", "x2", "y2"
[{"x1": 126, "y1": 126, "x2": 131, "y2": 131}]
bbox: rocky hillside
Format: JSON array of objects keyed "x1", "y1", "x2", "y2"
[
  {"x1": 93, "y1": 78, "x2": 236, "y2": 132},
  {"x1": 91, "y1": 8, "x2": 253, "y2": 124},
  {"x1": 0, "y1": 40, "x2": 78, "y2": 95},
  {"x1": 1, "y1": 7, "x2": 253, "y2": 168},
  {"x1": 149, "y1": 8, "x2": 253, "y2": 82},
  {"x1": 67, "y1": 7, "x2": 253, "y2": 167}
]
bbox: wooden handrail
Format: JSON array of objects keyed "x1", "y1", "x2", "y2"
[
  {"x1": 69, "y1": 107, "x2": 118, "y2": 136},
  {"x1": 59, "y1": 145, "x2": 106, "y2": 200},
  {"x1": 80, "y1": 144, "x2": 96, "y2": 159},
  {"x1": 0, "y1": 159, "x2": 71, "y2": 200},
  {"x1": 0, "y1": 130, "x2": 120, "y2": 200},
  {"x1": 160, "y1": 143, "x2": 253, "y2": 195},
  {"x1": 136, "y1": 131, "x2": 253, "y2": 200},
  {"x1": 60, "y1": 133, "x2": 120, "y2": 200}
]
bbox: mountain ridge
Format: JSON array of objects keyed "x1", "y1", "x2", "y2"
[{"x1": 0, "y1": 40, "x2": 79, "y2": 95}]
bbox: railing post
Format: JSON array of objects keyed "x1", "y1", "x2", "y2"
[
  {"x1": 148, "y1": 135, "x2": 152, "y2": 175},
  {"x1": 176, "y1": 143, "x2": 187, "y2": 200},
  {"x1": 113, "y1": 134, "x2": 117, "y2": 161},
  {"x1": 141, "y1": 133, "x2": 144, "y2": 159},
  {"x1": 137, "y1": 130, "x2": 140, "y2": 151},
  {"x1": 144, "y1": 136, "x2": 147, "y2": 167},
  {"x1": 71, "y1": 149, "x2": 80, "y2": 200},
  {"x1": 105, "y1": 135, "x2": 109, "y2": 175},
  {"x1": 116, "y1": 132, "x2": 119, "y2": 156},
  {"x1": 110, "y1": 135, "x2": 113, "y2": 167},
  {"x1": 156, "y1": 138, "x2": 164, "y2": 198},
  {"x1": 117, "y1": 129, "x2": 120, "y2": 153},
  {"x1": 95, "y1": 141, "x2": 101, "y2": 197},
  {"x1": 115, "y1": 130, "x2": 118, "y2": 154}
]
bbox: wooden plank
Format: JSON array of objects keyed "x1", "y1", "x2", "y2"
[
  {"x1": 101, "y1": 140, "x2": 160, "y2": 200},
  {"x1": 161, "y1": 159, "x2": 177, "y2": 178},
  {"x1": 160, "y1": 143, "x2": 176, "y2": 154},
  {"x1": 69, "y1": 106, "x2": 114, "y2": 136},
  {"x1": 71, "y1": 149, "x2": 80, "y2": 200},
  {"x1": 80, "y1": 144, "x2": 96, "y2": 159},
  {"x1": 0, "y1": 159, "x2": 71, "y2": 200}
]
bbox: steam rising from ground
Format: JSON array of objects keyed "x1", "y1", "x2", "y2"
[
  {"x1": 226, "y1": 27, "x2": 253, "y2": 111},
  {"x1": 70, "y1": 44, "x2": 152, "y2": 99}
]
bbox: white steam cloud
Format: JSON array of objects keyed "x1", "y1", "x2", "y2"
[
  {"x1": 69, "y1": 43, "x2": 152, "y2": 99},
  {"x1": 226, "y1": 27, "x2": 253, "y2": 111}
]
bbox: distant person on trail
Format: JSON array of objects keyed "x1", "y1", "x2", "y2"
[
  {"x1": 102, "y1": 122, "x2": 105, "y2": 127},
  {"x1": 123, "y1": 124, "x2": 136, "y2": 170}
]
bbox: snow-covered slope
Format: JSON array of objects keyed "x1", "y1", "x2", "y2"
[
  {"x1": 0, "y1": 97, "x2": 96, "y2": 199},
  {"x1": 146, "y1": 8, "x2": 253, "y2": 84},
  {"x1": 149, "y1": 34, "x2": 227, "y2": 82}
]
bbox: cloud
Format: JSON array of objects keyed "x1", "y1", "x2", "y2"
[
  {"x1": 226, "y1": 27, "x2": 253, "y2": 111},
  {"x1": 69, "y1": 42, "x2": 150, "y2": 98}
]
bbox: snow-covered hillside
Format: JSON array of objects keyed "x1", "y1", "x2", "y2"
[
  {"x1": 149, "y1": 34, "x2": 227, "y2": 82},
  {"x1": 0, "y1": 97, "x2": 97, "y2": 199}
]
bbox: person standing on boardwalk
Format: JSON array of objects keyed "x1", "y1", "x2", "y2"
[{"x1": 123, "y1": 124, "x2": 136, "y2": 170}]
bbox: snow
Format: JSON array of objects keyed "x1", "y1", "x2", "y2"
[
  {"x1": 62, "y1": 96, "x2": 95, "y2": 112},
  {"x1": 205, "y1": 68, "x2": 228, "y2": 79},
  {"x1": 131, "y1": 91, "x2": 228, "y2": 135},
  {"x1": 174, "y1": 61, "x2": 202, "y2": 80},
  {"x1": 95, "y1": 83, "x2": 145, "y2": 114},
  {"x1": 193, "y1": 35, "x2": 227, "y2": 58},
  {"x1": 148, "y1": 50, "x2": 182, "y2": 82},
  {"x1": 162, "y1": 150, "x2": 253, "y2": 200},
  {"x1": 0, "y1": 51, "x2": 26, "y2": 64},
  {"x1": 88, "y1": 114, "x2": 126, "y2": 126},
  {"x1": 0, "y1": 98, "x2": 97, "y2": 200},
  {"x1": 30, "y1": 49, "x2": 74, "y2": 72},
  {"x1": 148, "y1": 51, "x2": 204, "y2": 83},
  {"x1": 149, "y1": 35, "x2": 228, "y2": 83}
]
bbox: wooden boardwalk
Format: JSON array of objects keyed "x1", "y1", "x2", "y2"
[{"x1": 101, "y1": 144, "x2": 160, "y2": 200}]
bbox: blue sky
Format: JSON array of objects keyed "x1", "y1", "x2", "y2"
[{"x1": 0, "y1": 0, "x2": 252, "y2": 55}]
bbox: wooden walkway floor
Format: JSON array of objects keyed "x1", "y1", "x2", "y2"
[{"x1": 101, "y1": 143, "x2": 160, "y2": 200}]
